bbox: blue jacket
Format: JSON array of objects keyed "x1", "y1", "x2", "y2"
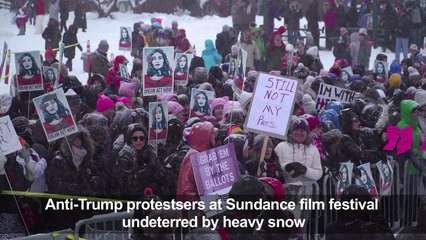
[{"x1": 201, "y1": 39, "x2": 222, "y2": 71}]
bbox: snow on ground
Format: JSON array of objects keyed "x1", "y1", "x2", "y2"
[{"x1": 0, "y1": 9, "x2": 422, "y2": 95}]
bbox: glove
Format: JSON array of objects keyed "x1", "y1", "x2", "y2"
[
  {"x1": 285, "y1": 162, "x2": 300, "y2": 172},
  {"x1": 20, "y1": 147, "x2": 31, "y2": 162}
]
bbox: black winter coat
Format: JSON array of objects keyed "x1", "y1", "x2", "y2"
[
  {"x1": 216, "y1": 31, "x2": 233, "y2": 60},
  {"x1": 63, "y1": 25, "x2": 82, "y2": 59},
  {"x1": 395, "y1": 14, "x2": 411, "y2": 38},
  {"x1": 42, "y1": 19, "x2": 61, "y2": 50}
]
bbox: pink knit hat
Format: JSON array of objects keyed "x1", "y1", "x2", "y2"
[
  {"x1": 168, "y1": 101, "x2": 183, "y2": 115},
  {"x1": 96, "y1": 94, "x2": 115, "y2": 112},
  {"x1": 159, "y1": 93, "x2": 178, "y2": 102},
  {"x1": 116, "y1": 96, "x2": 132, "y2": 105},
  {"x1": 118, "y1": 81, "x2": 138, "y2": 98},
  {"x1": 211, "y1": 97, "x2": 228, "y2": 111}
]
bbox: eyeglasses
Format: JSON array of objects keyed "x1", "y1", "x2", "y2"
[{"x1": 132, "y1": 136, "x2": 146, "y2": 142}]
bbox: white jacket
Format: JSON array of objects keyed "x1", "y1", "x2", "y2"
[{"x1": 275, "y1": 141, "x2": 323, "y2": 184}]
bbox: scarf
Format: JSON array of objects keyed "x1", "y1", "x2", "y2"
[{"x1": 72, "y1": 146, "x2": 87, "y2": 169}]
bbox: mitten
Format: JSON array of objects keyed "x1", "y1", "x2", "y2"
[{"x1": 285, "y1": 162, "x2": 299, "y2": 172}]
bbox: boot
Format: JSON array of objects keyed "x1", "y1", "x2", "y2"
[{"x1": 66, "y1": 60, "x2": 72, "y2": 71}]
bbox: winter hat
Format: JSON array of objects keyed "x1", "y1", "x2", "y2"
[
  {"x1": 118, "y1": 81, "x2": 138, "y2": 98},
  {"x1": 329, "y1": 65, "x2": 342, "y2": 78},
  {"x1": 158, "y1": 93, "x2": 178, "y2": 102},
  {"x1": 389, "y1": 73, "x2": 402, "y2": 87},
  {"x1": 251, "y1": 27, "x2": 260, "y2": 34},
  {"x1": 0, "y1": 93, "x2": 12, "y2": 114},
  {"x1": 358, "y1": 28, "x2": 367, "y2": 36},
  {"x1": 211, "y1": 97, "x2": 228, "y2": 112},
  {"x1": 198, "y1": 82, "x2": 214, "y2": 91},
  {"x1": 116, "y1": 96, "x2": 132, "y2": 106},
  {"x1": 98, "y1": 40, "x2": 109, "y2": 51},
  {"x1": 409, "y1": 44, "x2": 418, "y2": 52},
  {"x1": 178, "y1": 94, "x2": 190, "y2": 106},
  {"x1": 327, "y1": 73, "x2": 338, "y2": 84},
  {"x1": 350, "y1": 74, "x2": 362, "y2": 82},
  {"x1": 292, "y1": 117, "x2": 309, "y2": 132},
  {"x1": 238, "y1": 91, "x2": 253, "y2": 109},
  {"x1": 228, "y1": 175, "x2": 264, "y2": 204},
  {"x1": 294, "y1": 63, "x2": 310, "y2": 79},
  {"x1": 246, "y1": 70, "x2": 258, "y2": 82},
  {"x1": 141, "y1": 24, "x2": 152, "y2": 33},
  {"x1": 125, "y1": 123, "x2": 147, "y2": 145},
  {"x1": 319, "y1": 109, "x2": 340, "y2": 130},
  {"x1": 414, "y1": 89, "x2": 426, "y2": 107},
  {"x1": 363, "y1": 88, "x2": 380, "y2": 103},
  {"x1": 326, "y1": 101, "x2": 343, "y2": 114},
  {"x1": 222, "y1": 101, "x2": 243, "y2": 120},
  {"x1": 194, "y1": 67, "x2": 208, "y2": 82},
  {"x1": 277, "y1": 26, "x2": 286, "y2": 34},
  {"x1": 406, "y1": 86, "x2": 417, "y2": 100},
  {"x1": 340, "y1": 27, "x2": 349, "y2": 36},
  {"x1": 223, "y1": 24, "x2": 230, "y2": 32},
  {"x1": 375, "y1": 53, "x2": 387, "y2": 62},
  {"x1": 303, "y1": 114, "x2": 321, "y2": 131},
  {"x1": 231, "y1": 45, "x2": 240, "y2": 55},
  {"x1": 253, "y1": 135, "x2": 273, "y2": 151},
  {"x1": 390, "y1": 61, "x2": 402, "y2": 75},
  {"x1": 305, "y1": 32, "x2": 314, "y2": 47},
  {"x1": 45, "y1": 47, "x2": 56, "y2": 59},
  {"x1": 259, "y1": 177, "x2": 284, "y2": 202},
  {"x1": 408, "y1": 67, "x2": 421, "y2": 80},
  {"x1": 65, "y1": 89, "x2": 81, "y2": 107},
  {"x1": 306, "y1": 46, "x2": 318, "y2": 57},
  {"x1": 302, "y1": 94, "x2": 316, "y2": 115},
  {"x1": 167, "y1": 101, "x2": 184, "y2": 116},
  {"x1": 12, "y1": 116, "x2": 36, "y2": 135},
  {"x1": 96, "y1": 94, "x2": 115, "y2": 112},
  {"x1": 349, "y1": 80, "x2": 366, "y2": 93}
]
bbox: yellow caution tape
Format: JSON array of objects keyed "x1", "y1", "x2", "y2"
[{"x1": 1, "y1": 190, "x2": 129, "y2": 202}]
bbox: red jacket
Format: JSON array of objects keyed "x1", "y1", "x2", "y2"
[{"x1": 36, "y1": 0, "x2": 45, "y2": 15}]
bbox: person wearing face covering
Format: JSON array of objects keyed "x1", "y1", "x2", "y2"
[{"x1": 274, "y1": 118, "x2": 323, "y2": 184}]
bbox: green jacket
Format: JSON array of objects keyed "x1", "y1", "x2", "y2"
[{"x1": 397, "y1": 100, "x2": 421, "y2": 175}]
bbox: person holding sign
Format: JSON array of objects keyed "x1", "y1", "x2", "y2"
[
  {"x1": 149, "y1": 103, "x2": 167, "y2": 140},
  {"x1": 144, "y1": 48, "x2": 173, "y2": 88},
  {"x1": 275, "y1": 118, "x2": 323, "y2": 184},
  {"x1": 39, "y1": 92, "x2": 74, "y2": 135},
  {"x1": 190, "y1": 90, "x2": 212, "y2": 119}
]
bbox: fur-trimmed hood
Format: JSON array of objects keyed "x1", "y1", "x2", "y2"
[{"x1": 60, "y1": 125, "x2": 95, "y2": 163}]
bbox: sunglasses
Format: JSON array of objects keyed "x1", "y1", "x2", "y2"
[{"x1": 132, "y1": 136, "x2": 146, "y2": 141}]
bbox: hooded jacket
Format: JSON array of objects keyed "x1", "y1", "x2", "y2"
[
  {"x1": 201, "y1": 39, "x2": 222, "y2": 71},
  {"x1": 63, "y1": 25, "x2": 83, "y2": 59},
  {"x1": 397, "y1": 100, "x2": 421, "y2": 175},
  {"x1": 176, "y1": 122, "x2": 214, "y2": 201},
  {"x1": 106, "y1": 55, "x2": 128, "y2": 87},
  {"x1": 90, "y1": 50, "x2": 111, "y2": 78},
  {"x1": 349, "y1": 32, "x2": 360, "y2": 66},
  {"x1": 47, "y1": 127, "x2": 98, "y2": 196},
  {"x1": 174, "y1": 29, "x2": 191, "y2": 53}
]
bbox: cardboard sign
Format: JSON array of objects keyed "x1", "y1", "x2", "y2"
[
  {"x1": 374, "y1": 60, "x2": 388, "y2": 84},
  {"x1": 148, "y1": 102, "x2": 168, "y2": 142},
  {"x1": 189, "y1": 88, "x2": 215, "y2": 120},
  {"x1": 15, "y1": 51, "x2": 43, "y2": 92},
  {"x1": 315, "y1": 83, "x2": 356, "y2": 110},
  {"x1": 355, "y1": 163, "x2": 378, "y2": 198},
  {"x1": 33, "y1": 88, "x2": 78, "y2": 142},
  {"x1": 142, "y1": 47, "x2": 174, "y2": 96},
  {"x1": 377, "y1": 160, "x2": 393, "y2": 196},
  {"x1": 191, "y1": 143, "x2": 241, "y2": 217},
  {"x1": 0, "y1": 115, "x2": 22, "y2": 155},
  {"x1": 245, "y1": 72, "x2": 299, "y2": 139},
  {"x1": 383, "y1": 125, "x2": 412, "y2": 155},
  {"x1": 119, "y1": 27, "x2": 132, "y2": 51},
  {"x1": 336, "y1": 162, "x2": 353, "y2": 197},
  {"x1": 42, "y1": 66, "x2": 58, "y2": 92},
  {"x1": 341, "y1": 66, "x2": 353, "y2": 85},
  {"x1": 174, "y1": 53, "x2": 192, "y2": 86}
]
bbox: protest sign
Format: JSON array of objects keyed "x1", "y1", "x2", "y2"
[
  {"x1": 15, "y1": 51, "x2": 43, "y2": 92},
  {"x1": 33, "y1": 88, "x2": 78, "y2": 142},
  {"x1": 174, "y1": 53, "x2": 192, "y2": 85},
  {"x1": 42, "y1": 66, "x2": 58, "y2": 92},
  {"x1": 341, "y1": 67, "x2": 353, "y2": 85},
  {"x1": 315, "y1": 83, "x2": 356, "y2": 110},
  {"x1": 142, "y1": 47, "x2": 174, "y2": 96},
  {"x1": 191, "y1": 143, "x2": 241, "y2": 217},
  {"x1": 336, "y1": 162, "x2": 353, "y2": 197},
  {"x1": 356, "y1": 163, "x2": 378, "y2": 198},
  {"x1": 119, "y1": 27, "x2": 132, "y2": 51},
  {"x1": 189, "y1": 88, "x2": 215, "y2": 120},
  {"x1": 119, "y1": 64, "x2": 130, "y2": 79},
  {"x1": 374, "y1": 60, "x2": 388, "y2": 84},
  {"x1": 383, "y1": 125, "x2": 412, "y2": 155},
  {"x1": 245, "y1": 72, "x2": 299, "y2": 139},
  {"x1": 0, "y1": 115, "x2": 22, "y2": 155},
  {"x1": 0, "y1": 42, "x2": 7, "y2": 80},
  {"x1": 377, "y1": 160, "x2": 393, "y2": 196},
  {"x1": 148, "y1": 102, "x2": 168, "y2": 142}
]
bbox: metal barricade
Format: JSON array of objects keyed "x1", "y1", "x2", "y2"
[
  {"x1": 17, "y1": 229, "x2": 75, "y2": 240},
  {"x1": 401, "y1": 160, "x2": 424, "y2": 228},
  {"x1": 283, "y1": 181, "x2": 320, "y2": 240},
  {"x1": 74, "y1": 211, "x2": 134, "y2": 240},
  {"x1": 321, "y1": 171, "x2": 338, "y2": 234}
]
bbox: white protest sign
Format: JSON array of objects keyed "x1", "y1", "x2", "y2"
[
  {"x1": 315, "y1": 83, "x2": 356, "y2": 110},
  {"x1": 245, "y1": 72, "x2": 299, "y2": 139},
  {"x1": 0, "y1": 115, "x2": 23, "y2": 155}
]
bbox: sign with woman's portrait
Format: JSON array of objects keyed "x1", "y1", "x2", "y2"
[
  {"x1": 374, "y1": 60, "x2": 388, "y2": 84},
  {"x1": 341, "y1": 67, "x2": 353, "y2": 85},
  {"x1": 15, "y1": 51, "x2": 43, "y2": 92},
  {"x1": 355, "y1": 163, "x2": 378, "y2": 198},
  {"x1": 119, "y1": 63, "x2": 130, "y2": 79},
  {"x1": 119, "y1": 27, "x2": 132, "y2": 51},
  {"x1": 189, "y1": 88, "x2": 215, "y2": 120},
  {"x1": 336, "y1": 162, "x2": 353, "y2": 197},
  {"x1": 42, "y1": 66, "x2": 58, "y2": 92},
  {"x1": 143, "y1": 47, "x2": 174, "y2": 96},
  {"x1": 33, "y1": 88, "x2": 78, "y2": 142},
  {"x1": 377, "y1": 160, "x2": 393, "y2": 196},
  {"x1": 174, "y1": 53, "x2": 192, "y2": 86},
  {"x1": 148, "y1": 102, "x2": 168, "y2": 142}
]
